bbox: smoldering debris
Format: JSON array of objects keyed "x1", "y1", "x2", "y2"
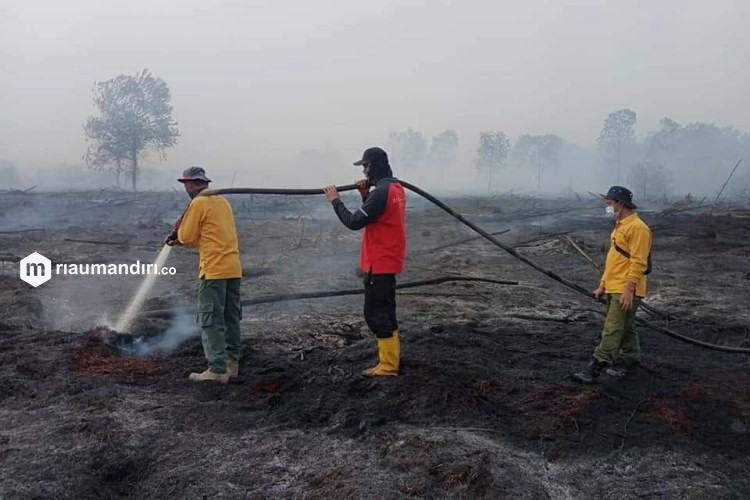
[
  {"x1": 117, "y1": 310, "x2": 198, "y2": 357},
  {"x1": 72, "y1": 309, "x2": 198, "y2": 375},
  {"x1": 70, "y1": 328, "x2": 159, "y2": 376}
]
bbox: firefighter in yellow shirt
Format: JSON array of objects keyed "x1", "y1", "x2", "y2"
[
  {"x1": 574, "y1": 186, "x2": 652, "y2": 384},
  {"x1": 165, "y1": 167, "x2": 243, "y2": 384}
]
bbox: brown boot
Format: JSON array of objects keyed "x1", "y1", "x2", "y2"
[
  {"x1": 365, "y1": 331, "x2": 400, "y2": 377},
  {"x1": 188, "y1": 369, "x2": 229, "y2": 384},
  {"x1": 227, "y1": 360, "x2": 239, "y2": 378}
]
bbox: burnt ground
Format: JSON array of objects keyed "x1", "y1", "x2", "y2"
[{"x1": 1, "y1": 189, "x2": 749, "y2": 499}]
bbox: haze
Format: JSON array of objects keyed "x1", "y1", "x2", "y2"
[{"x1": 1, "y1": 0, "x2": 748, "y2": 192}]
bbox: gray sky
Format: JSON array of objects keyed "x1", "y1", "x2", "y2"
[{"x1": 1, "y1": 0, "x2": 748, "y2": 188}]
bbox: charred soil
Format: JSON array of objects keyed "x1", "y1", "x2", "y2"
[{"x1": 1, "y1": 191, "x2": 749, "y2": 498}]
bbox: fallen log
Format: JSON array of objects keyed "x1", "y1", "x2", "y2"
[
  {"x1": 503, "y1": 313, "x2": 578, "y2": 323},
  {"x1": 513, "y1": 231, "x2": 573, "y2": 248},
  {"x1": 562, "y1": 235, "x2": 601, "y2": 271},
  {"x1": 491, "y1": 205, "x2": 600, "y2": 222},
  {"x1": 63, "y1": 238, "x2": 162, "y2": 248},
  {"x1": 416, "y1": 229, "x2": 510, "y2": 253},
  {"x1": 709, "y1": 159, "x2": 743, "y2": 215},
  {"x1": 0, "y1": 228, "x2": 46, "y2": 234},
  {"x1": 6, "y1": 185, "x2": 37, "y2": 194}
]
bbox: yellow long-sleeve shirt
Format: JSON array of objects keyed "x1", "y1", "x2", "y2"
[
  {"x1": 177, "y1": 194, "x2": 242, "y2": 280},
  {"x1": 600, "y1": 213, "x2": 652, "y2": 297}
]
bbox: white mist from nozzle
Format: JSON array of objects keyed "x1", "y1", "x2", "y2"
[{"x1": 115, "y1": 245, "x2": 173, "y2": 333}]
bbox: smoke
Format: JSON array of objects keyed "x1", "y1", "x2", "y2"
[
  {"x1": 131, "y1": 308, "x2": 198, "y2": 357},
  {"x1": 0, "y1": 161, "x2": 21, "y2": 188}
]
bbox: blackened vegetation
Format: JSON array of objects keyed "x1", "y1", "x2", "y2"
[
  {"x1": 0, "y1": 312, "x2": 748, "y2": 497},
  {"x1": 1, "y1": 193, "x2": 749, "y2": 498}
]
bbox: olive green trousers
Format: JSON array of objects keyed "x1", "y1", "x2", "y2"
[
  {"x1": 197, "y1": 278, "x2": 242, "y2": 374},
  {"x1": 593, "y1": 293, "x2": 641, "y2": 366}
]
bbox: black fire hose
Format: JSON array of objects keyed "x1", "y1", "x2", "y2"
[
  {"x1": 199, "y1": 183, "x2": 750, "y2": 354},
  {"x1": 241, "y1": 276, "x2": 518, "y2": 307},
  {"x1": 137, "y1": 276, "x2": 518, "y2": 318},
  {"x1": 202, "y1": 186, "x2": 359, "y2": 196}
]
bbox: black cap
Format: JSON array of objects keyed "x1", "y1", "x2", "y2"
[
  {"x1": 353, "y1": 147, "x2": 388, "y2": 166},
  {"x1": 601, "y1": 185, "x2": 637, "y2": 209}
]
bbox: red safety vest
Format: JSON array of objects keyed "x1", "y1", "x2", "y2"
[{"x1": 360, "y1": 181, "x2": 406, "y2": 274}]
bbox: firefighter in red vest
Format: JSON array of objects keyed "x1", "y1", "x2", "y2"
[{"x1": 324, "y1": 147, "x2": 407, "y2": 377}]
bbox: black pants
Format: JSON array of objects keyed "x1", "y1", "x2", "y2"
[{"x1": 363, "y1": 273, "x2": 398, "y2": 339}]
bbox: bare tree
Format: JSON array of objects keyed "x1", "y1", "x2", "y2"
[
  {"x1": 476, "y1": 131, "x2": 510, "y2": 194},
  {"x1": 83, "y1": 128, "x2": 127, "y2": 187},
  {"x1": 597, "y1": 108, "x2": 637, "y2": 183},
  {"x1": 84, "y1": 69, "x2": 179, "y2": 191},
  {"x1": 388, "y1": 128, "x2": 427, "y2": 169},
  {"x1": 513, "y1": 134, "x2": 562, "y2": 192},
  {"x1": 430, "y1": 130, "x2": 459, "y2": 167},
  {"x1": 627, "y1": 161, "x2": 674, "y2": 200}
]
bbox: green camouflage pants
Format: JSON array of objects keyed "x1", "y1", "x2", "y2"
[
  {"x1": 197, "y1": 278, "x2": 242, "y2": 374},
  {"x1": 593, "y1": 293, "x2": 641, "y2": 366}
]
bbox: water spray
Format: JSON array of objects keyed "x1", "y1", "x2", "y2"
[{"x1": 114, "y1": 244, "x2": 173, "y2": 334}]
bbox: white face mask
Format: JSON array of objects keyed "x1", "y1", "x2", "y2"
[{"x1": 605, "y1": 205, "x2": 615, "y2": 216}]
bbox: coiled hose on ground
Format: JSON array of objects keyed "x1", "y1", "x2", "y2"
[{"x1": 200, "y1": 182, "x2": 750, "y2": 354}]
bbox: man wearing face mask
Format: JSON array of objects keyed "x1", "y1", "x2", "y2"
[
  {"x1": 573, "y1": 186, "x2": 652, "y2": 384},
  {"x1": 165, "y1": 166, "x2": 243, "y2": 384},
  {"x1": 323, "y1": 147, "x2": 406, "y2": 377}
]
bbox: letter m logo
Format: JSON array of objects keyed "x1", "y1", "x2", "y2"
[{"x1": 19, "y1": 252, "x2": 52, "y2": 287}]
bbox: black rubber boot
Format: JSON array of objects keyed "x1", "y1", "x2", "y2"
[{"x1": 572, "y1": 359, "x2": 608, "y2": 384}]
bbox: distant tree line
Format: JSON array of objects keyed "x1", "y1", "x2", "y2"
[
  {"x1": 389, "y1": 108, "x2": 748, "y2": 197},
  {"x1": 78, "y1": 68, "x2": 747, "y2": 198},
  {"x1": 387, "y1": 128, "x2": 460, "y2": 170}
]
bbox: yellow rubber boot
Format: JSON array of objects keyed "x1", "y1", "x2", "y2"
[
  {"x1": 366, "y1": 331, "x2": 400, "y2": 377},
  {"x1": 362, "y1": 359, "x2": 381, "y2": 376}
]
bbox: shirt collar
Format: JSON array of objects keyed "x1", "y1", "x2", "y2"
[{"x1": 616, "y1": 212, "x2": 637, "y2": 226}]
